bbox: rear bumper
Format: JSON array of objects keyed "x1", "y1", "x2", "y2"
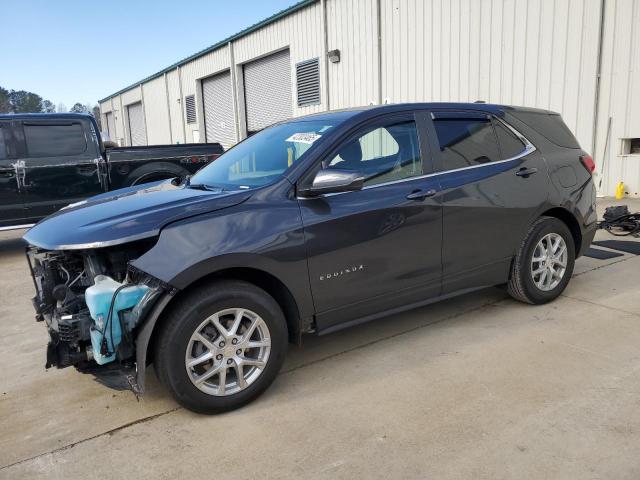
[{"x1": 578, "y1": 222, "x2": 597, "y2": 258}]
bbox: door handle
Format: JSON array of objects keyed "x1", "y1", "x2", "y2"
[
  {"x1": 406, "y1": 188, "x2": 438, "y2": 200},
  {"x1": 515, "y1": 167, "x2": 538, "y2": 177}
]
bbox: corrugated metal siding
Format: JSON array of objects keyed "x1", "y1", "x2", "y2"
[
  {"x1": 326, "y1": 0, "x2": 379, "y2": 109},
  {"x1": 594, "y1": 0, "x2": 640, "y2": 197},
  {"x1": 98, "y1": 0, "x2": 640, "y2": 196},
  {"x1": 103, "y1": 96, "x2": 126, "y2": 146},
  {"x1": 121, "y1": 88, "x2": 142, "y2": 106},
  {"x1": 105, "y1": 112, "x2": 116, "y2": 142},
  {"x1": 180, "y1": 46, "x2": 230, "y2": 143},
  {"x1": 142, "y1": 76, "x2": 171, "y2": 144},
  {"x1": 380, "y1": 0, "x2": 601, "y2": 155},
  {"x1": 233, "y1": 1, "x2": 325, "y2": 117},
  {"x1": 166, "y1": 69, "x2": 184, "y2": 144}
]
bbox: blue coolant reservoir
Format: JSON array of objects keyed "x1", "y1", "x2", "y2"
[{"x1": 86, "y1": 275, "x2": 149, "y2": 365}]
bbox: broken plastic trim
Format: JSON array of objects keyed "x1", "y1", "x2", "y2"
[{"x1": 126, "y1": 266, "x2": 178, "y2": 395}]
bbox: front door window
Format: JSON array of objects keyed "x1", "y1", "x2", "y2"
[{"x1": 325, "y1": 121, "x2": 422, "y2": 187}]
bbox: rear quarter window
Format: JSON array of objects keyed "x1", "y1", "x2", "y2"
[
  {"x1": 24, "y1": 123, "x2": 87, "y2": 157},
  {"x1": 509, "y1": 111, "x2": 580, "y2": 149},
  {"x1": 493, "y1": 120, "x2": 526, "y2": 159}
]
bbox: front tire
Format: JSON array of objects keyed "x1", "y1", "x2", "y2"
[
  {"x1": 507, "y1": 217, "x2": 575, "y2": 304},
  {"x1": 154, "y1": 280, "x2": 288, "y2": 414}
]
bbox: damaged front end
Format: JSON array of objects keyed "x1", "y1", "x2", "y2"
[{"x1": 26, "y1": 239, "x2": 171, "y2": 393}]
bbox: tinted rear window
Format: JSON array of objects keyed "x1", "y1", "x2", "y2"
[
  {"x1": 510, "y1": 111, "x2": 580, "y2": 149},
  {"x1": 24, "y1": 123, "x2": 87, "y2": 157},
  {"x1": 433, "y1": 117, "x2": 501, "y2": 170}
]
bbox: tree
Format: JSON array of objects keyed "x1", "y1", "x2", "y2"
[
  {"x1": 42, "y1": 99, "x2": 56, "y2": 113},
  {"x1": 69, "y1": 102, "x2": 88, "y2": 113},
  {"x1": 8, "y1": 90, "x2": 43, "y2": 113},
  {"x1": 91, "y1": 105, "x2": 102, "y2": 130},
  {"x1": 0, "y1": 87, "x2": 10, "y2": 113}
]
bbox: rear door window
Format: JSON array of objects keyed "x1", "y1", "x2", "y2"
[
  {"x1": 432, "y1": 113, "x2": 501, "y2": 170},
  {"x1": 493, "y1": 120, "x2": 526, "y2": 159},
  {"x1": 24, "y1": 123, "x2": 87, "y2": 157}
]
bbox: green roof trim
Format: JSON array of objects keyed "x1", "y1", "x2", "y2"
[{"x1": 99, "y1": 0, "x2": 318, "y2": 104}]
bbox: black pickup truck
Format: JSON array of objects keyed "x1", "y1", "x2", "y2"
[{"x1": 0, "y1": 113, "x2": 223, "y2": 230}]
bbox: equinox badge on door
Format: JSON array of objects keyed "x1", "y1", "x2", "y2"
[{"x1": 319, "y1": 264, "x2": 365, "y2": 281}]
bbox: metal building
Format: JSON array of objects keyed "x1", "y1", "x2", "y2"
[{"x1": 99, "y1": 0, "x2": 640, "y2": 197}]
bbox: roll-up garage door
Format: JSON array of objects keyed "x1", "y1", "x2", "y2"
[
  {"x1": 202, "y1": 71, "x2": 235, "y2": 148},
  {"x1": 127, "y1": 102, "x2": 147, "y2": 146},
  {"x1": 105, "y1": 112, "x2": 116, "y2": 143},
  {"x1": 244, "y1": 49, "x2": 292, "y2": 134}
]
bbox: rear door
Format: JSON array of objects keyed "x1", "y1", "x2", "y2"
[
  {"x1": 299, "y1": 112, "x2": 442, "y2": 332},
  {"x1": 427, "y1": 110, "x2": 549, "y2": 293},
  {"x1": 0, "y1": 121, "x2": 27, "y2": 227},
  {"x1": 18, "y1": 119, "x2": 104, "y2": 218}
]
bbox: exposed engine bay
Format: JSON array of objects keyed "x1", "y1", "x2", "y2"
[{"x1": 26, "y1": 239, "x2": 166, "y2": 390}]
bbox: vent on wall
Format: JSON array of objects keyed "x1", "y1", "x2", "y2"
[
  {"x1": 621, "y1": 138, "x2": 640, "y2": 155},
  {"x1": 296, "y1": 58, "x2": 320, "y2": 107},
  {"x1": 185, "y1": 95, "x2": 196, "y2": 124}
]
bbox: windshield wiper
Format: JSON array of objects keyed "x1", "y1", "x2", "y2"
[
  {"x1": 178, "y1": 175, "x2": 224, "y2": 192},
  {"x1": 186, "y1": 183, "x2": 224, "y2": 192}
]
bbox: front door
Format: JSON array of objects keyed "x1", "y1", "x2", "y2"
[
  {"x1": 18, "y1": 119, "x2": 104, "y2": 219},
  {"x1": 427, "y1": 110, "x2": 550, "y2": 293},
  {"x1": 0, "y1": 121, "x2": 26, "y2": 228},
  {"x1": 298, "y1": 113, "x2": 443, "y2": 332}
]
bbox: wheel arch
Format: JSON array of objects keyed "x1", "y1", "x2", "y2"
[
  {"x1": 126, "y1": 161, "x2": 190, "y2": 186},
  {"x1": 143, "y1": 266, "x2": 304, "y2": 367},
  {"x1": 538, "y1": 207, "x2": 583, "y2": 255}
]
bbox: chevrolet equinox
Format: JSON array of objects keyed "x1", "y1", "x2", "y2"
[{"x1": 24, "y1": 103, "x2": 597, "y2": 413}]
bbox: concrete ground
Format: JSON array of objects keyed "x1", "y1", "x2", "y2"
[{"x1": 1, "y1": 199, "x2": 639, "y2": 480}]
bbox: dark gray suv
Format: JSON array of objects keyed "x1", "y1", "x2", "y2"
[{"x1": 24, "y1": 103, "x2": 597, "y2": 413}]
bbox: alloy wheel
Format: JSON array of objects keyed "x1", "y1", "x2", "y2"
[
  {"x1": 185, "y1": 308, "x2": 271, "y2": 396},
  {"x1": 530, "y1": 233, "x2": 568, "y2": 291}
]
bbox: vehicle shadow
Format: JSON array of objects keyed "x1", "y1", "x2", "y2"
[
  {"x1": 282, "y1": 287, "x2": 509, "y2": 374},
  {"x1": 0, "y1": 232, "x2": 27, "y2": 259}
]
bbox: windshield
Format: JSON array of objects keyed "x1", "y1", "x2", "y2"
[{"x1": 190, "y1": 120, "x2": 335, "y2": 190}]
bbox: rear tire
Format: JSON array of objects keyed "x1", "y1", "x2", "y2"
[
  {"x1": 507, "y1": 217, "x2": 575, "y2": 304},
  {"x1": 154, "y1": 280, "x2": 288, "y2": 414}
]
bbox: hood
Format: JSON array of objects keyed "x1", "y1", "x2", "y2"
[{"x1": 23, "y1": 180, "x2": 252, "y2": 250}]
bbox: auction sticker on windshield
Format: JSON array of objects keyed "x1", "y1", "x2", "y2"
[{"x1": 285, "y1": 132, "x2": 322, "y2": 144}]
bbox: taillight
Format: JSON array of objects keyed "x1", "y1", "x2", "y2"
[{"x1": 580, "y1": 155, "x2": 595, "y2": 175}]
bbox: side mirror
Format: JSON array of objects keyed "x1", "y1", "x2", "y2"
[{"x1": 299, "y1": 169, "x2": 364, "y2": 197}]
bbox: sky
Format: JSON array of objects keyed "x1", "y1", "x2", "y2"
[{"x1": 0, "y1": 0, "x2": 300, "y2": 109}]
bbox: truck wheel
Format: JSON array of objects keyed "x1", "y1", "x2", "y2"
[
  {"x1": 154, "y1": 280, "x2": 288, "y2": 414},
  {"x1": 126, "y1": 162, "x2": 190, "y2": 186},
  {"x1": 507, "y1": 216, "x2": 575, "y2": 304}
]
